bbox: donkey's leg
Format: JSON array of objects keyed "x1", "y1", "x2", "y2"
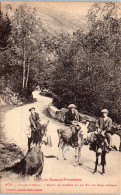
[
  {"x1": 62, "y1": 143, "x2": 67, "y2": 160},
  {"x1": 94, "y1": 153, "x2": 98, "y2": 173},
  {"x1": 28, "y1": 138, "x2": 32, "y2": 151},
  {"x1": 36, "y1": 166, "x2": 43, "y2": 180},
  {"x1": 57, "y1": 137, "x2": 63, "y2": 160},
  {"x1": 101, "y1": 151, "x2": 106, "y2": 174},
  {"x1": 102, "y1": 164, "x2": 105, "y2": 175},
  {"x1": 78, "y1": 146, "x2": 82, "y2": 165},
  {"x1": 57, "y1": 142, "x2": 61, "y2": 160},
  {"x1": 57, "y1": 144, "x2": 62, "y2": 160},
  {"x1": 98, "y1": 154, "x2": 101, "y2": 166},
  {"x1": 38, "y1": 142, "x2": 41, "y2": 148},
  {"x1": 74, "y1": 147, "x2": 78, "y2": 167}
]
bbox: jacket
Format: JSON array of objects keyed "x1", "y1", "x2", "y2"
[
  {"x1": 65, "y1": 109, "x2": 79, "y2": 125},
  {"x1": 29, "y1": 112, "x2": 41, "y2": 130},
  {"x1": 98, "y1": 116, "x2": 112, "y2": 132}
]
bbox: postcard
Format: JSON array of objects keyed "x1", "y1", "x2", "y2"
[{"x1": 0, "y1": 1, "x2": 121, "y2": 194}]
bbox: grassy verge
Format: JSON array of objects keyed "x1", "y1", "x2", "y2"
[{"x1": 0, "y1": 106, "x2": 24, "y2": 173}]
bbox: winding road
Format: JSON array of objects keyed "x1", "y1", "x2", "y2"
[{"x1": 1, "y1": 91, "x2": 121, "y2": 194}]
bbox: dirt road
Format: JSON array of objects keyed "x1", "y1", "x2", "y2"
[{"x1": 1, "y1": 91, "x2": 121, "y2": 194}]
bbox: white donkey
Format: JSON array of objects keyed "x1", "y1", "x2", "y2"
[{"x1": 57, "y1": 121, "x2": 89, "y2": 166}]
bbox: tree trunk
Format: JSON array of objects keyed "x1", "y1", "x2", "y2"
[
  {"x1": 22, "y1": 37, "x2": 26, "y2": 89},
  {"x1": 25, "y1": 62, "x2": 30, "y2": 88},
  {"x1": 74, "y1": 96, "x2": 77, "y2": 105}
]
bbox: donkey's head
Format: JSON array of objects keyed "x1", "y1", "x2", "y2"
[
  {"x1": 41, "y1": 120, "x2": 49, "y2": 135},
  {"x1": 78, "y1": 120, "x2": 89, "y2": 138},
  {"x1": 94, "y1": 133, "x2": 106, "y2": 151}
]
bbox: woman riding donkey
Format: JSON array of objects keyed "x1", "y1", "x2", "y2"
[{"x1": 28, "y1": 107, "x2": 43, "y2": 150}]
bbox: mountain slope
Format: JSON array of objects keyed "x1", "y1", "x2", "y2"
[{"x1": 36, "y1": 6, "x2": 88, "y2": 36}]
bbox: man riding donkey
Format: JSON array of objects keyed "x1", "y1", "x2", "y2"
[
  {"x1": 90, "y1": 109, "x2": 113, "y2": 151},
  {"x1": 57, "y1": 104, "x2": 89, "y2": 166},
  {"x1": 89, "y1": 109, "x2": 113, "y2": 174},
  {"x1": 65, "y1": 104, "x2": 80, "y2": 147},
  {"x1": 99, "y1": 109, "x2": 113, "y2": 151}
]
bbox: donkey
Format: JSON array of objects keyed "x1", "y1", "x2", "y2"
[
  {"x1": 89, "y1": 133, "x2": 108, "y2": 174},
  {"x1": 28, "y1": 121, "x2": 49, "y2": 151},
  {"x1": 3, "y1": 146, "x2": 44, "y2": 179},
  {"x1": 57, "y1": 121, "x2": 89, "y2": 167}
]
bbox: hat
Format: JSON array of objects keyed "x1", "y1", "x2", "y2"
[
  {"x1": 29, "y1": 107, "x2": 35, "y2": 112},
  {"x1": 68, "y1": 104, "x2": 77, "y2": 109},
  {"x1": 101, "y1": 109, "x2": 108, "y2": 113}
]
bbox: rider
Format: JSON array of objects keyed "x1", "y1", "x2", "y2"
[
  {"x1": 65, "y1": 104, "x2": 79, "y2": 125},
  {"x1": 98, "y1": 109, "x2": 113, "y2": 150},
  {"x1": 29, "y1": 107, "x2": 42, "y2": 141},
  {"x1": 65, "y1": 104, "x2": 80, "y2": 147}
]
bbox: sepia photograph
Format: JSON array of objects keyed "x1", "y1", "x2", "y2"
[{"x1": 0, "y1": 1, "x2": 121, "y2": 194}]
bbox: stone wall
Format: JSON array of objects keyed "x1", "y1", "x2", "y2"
[
  {"x1": 47, "y1": 105, "x2": 96, "y2": 123},
  {"x1": 47, "y1": 105, "x2": 66, "y2": 122}
]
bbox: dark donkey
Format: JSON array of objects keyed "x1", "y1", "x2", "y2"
[
  {"x1": 3, "y1": 146, "x2": 44, "y2": 179},
  {"x1": 28, "y1": 121, "x2": 49, "y2": 151},
  {"x1": 89, "y1": 133, "x2": 108, "y2": 174}
]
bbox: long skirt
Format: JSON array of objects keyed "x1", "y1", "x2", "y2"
[{"x1": 31, "y1": 130, "x2": 42, "y2": 144}]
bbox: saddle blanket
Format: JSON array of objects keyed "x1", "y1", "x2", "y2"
[{"x1": 59, "y1": 127, "x2": 72, "y2": 140}]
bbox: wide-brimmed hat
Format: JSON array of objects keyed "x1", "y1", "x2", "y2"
[
  {"x1": 101, "y1": 109, "x2": 108, "y2": 113},
  {"x1": 68, "y1": 104, "x2": 77, "y2": 109},
  {"x1": 29, "y1": 107, "x2": 35, "y2": 112}
]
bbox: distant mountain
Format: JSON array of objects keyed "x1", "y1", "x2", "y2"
[
  {"x1": 4, "y1": 4, "x2": 88, "y2": 36},
  {"x1": 36, "y1": 6, "x2": 88, "y2": 36}
]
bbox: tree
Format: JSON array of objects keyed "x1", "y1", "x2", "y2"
[
  {"x1": 10, "y1": 4, "x2": 40, "y2": 89},
  {"x1": 85, "y1": 2, "x2": 121, "y2": 121},
  {"x1": 0, "y1": 10, "x2": 12, "y2": 91},
  {"x1": 51, "y1": 32, "x2": 86, "y2": 108}
]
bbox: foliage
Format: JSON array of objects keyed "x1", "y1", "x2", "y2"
[
  {"x1": 52, "y1": 3, "x2": 121, "y2": 123},
  {"x1": 0, "y1": 11, "x2": 12, "y2": 90},
  {"x1": 1, "y1": 4, "x2": 54, "y2": 97}
]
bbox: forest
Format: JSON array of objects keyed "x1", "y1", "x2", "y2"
[{"x1": 0, "y1": 2, "x2": 121, "y2": 123}]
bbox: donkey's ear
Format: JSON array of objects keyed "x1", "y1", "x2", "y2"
[{"x1": 86, "y1": 121, "x2": 89, "y2": 127}]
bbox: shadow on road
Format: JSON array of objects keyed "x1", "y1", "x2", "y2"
[
  {"x1": 44, "y1": 155, "x2": 57, "y2": 158},
  {"x1": 81, "y1": 164, "x2": 95, "y2": 174}
]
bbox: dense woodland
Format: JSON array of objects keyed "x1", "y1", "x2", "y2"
[{"x1": 0, "y1": 3, "x2": 121, "y2": 123}]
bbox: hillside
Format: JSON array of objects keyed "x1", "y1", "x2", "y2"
[
  {"x1": 5, "y1": 4, "x2": 88, "y2": 36},
  {"x1": 36, "y1": 6, "x2": 88, "y2": 36}
]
